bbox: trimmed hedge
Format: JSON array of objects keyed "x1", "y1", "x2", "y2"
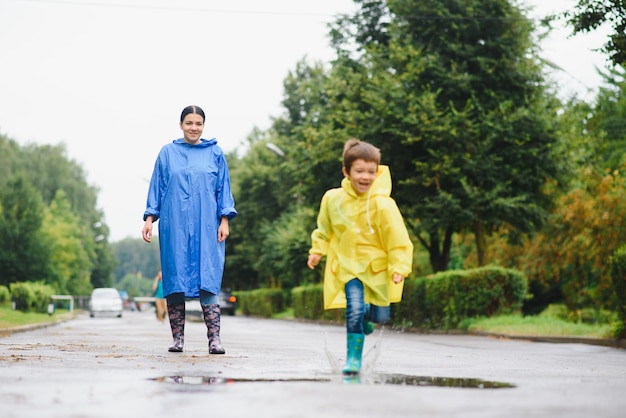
[
  {"x1": 8, "y1": 281, "x2": 55, "y2": 313},
  {"x1": 609, "y1": 245, "x2": 626, "y2": 338},
  {"x1": 292, "y1": 284, "x2": 344, "y2": 322},
  {"x1": 391, "y1": 266, "x2": 527, "y2": 330},
  {"x1": 234, "y1": 288, "x2": 286, "y2": 318},
  {"x1": 0, "y1": 285, "x2": 10, "y2": 307},
  {"x1": 240, "y1": 266, "x2": 527, "y2": 331}
]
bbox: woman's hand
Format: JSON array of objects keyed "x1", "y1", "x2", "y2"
[
  {"x1": 142, "y1": 217, "x2": 153, "y2": 243},
  {"x1": 217, "y1": 217, "x2": 230, "y2": 242}
]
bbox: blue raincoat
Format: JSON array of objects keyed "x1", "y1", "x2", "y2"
[{"x1": 143, "y1": 138, "x2": 237, "y2": 298}]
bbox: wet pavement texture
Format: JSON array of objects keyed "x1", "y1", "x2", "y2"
[{"x1": 1, "y1": 310, "x2": 625, "y2": 417}]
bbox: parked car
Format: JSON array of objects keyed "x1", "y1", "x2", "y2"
[
  {"x1": 184, "y1": 290, "x2": 237, "y2": 321},
  {"x1": 89, "y1": 288, "x2": 123, "y2": 318}
]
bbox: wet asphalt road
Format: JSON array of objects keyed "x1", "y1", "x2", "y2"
[{"x1": 1, "y1": 309, "x2": 625, "y2": 418}]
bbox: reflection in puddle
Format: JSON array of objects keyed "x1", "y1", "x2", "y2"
[
  {"x1": 151, "y1": 374, "x2": 514, "y2": 389},
  {"x1": 151, "y1": 376, "x2": 330, "y2": 385},
  {"x1": 363, "y1": 374, "x2": 514, "y2": 388}
]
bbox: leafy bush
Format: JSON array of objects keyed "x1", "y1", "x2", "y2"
[
  {"x1": 9, "y1": 281, "x2": 55, "y2": 313},
  {"x1": 609, "y1": 245, "x2": 626, "y2": 337},
  {"x1": 291, "y1": 284, "x2": 344, "y2": 322},
  {"x1": 234, "y1": 288, "x2": 285, "y2": 318},
  {"x1": 0, "y1": 285, "x2": 10, "y2": 307},
  {"x1": 391, "y1": 266, "x2": 527, "y2": 330}
]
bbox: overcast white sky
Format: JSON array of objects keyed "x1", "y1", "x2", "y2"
[{"x1": 0, "y1": 0, "x2": 613, "y2": 242}]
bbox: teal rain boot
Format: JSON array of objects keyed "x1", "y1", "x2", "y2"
[{"x1": 342, "y1": 333, "x2": 364, "y2": 375}]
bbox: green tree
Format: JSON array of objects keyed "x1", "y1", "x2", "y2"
[
  {"x1": 90, "y1": 219, "x2": 116, "y2": 289},
  {"x1": 564, "y1": 0, "x2": 626, "y2": 66},
  {"x1": 256, "y1": 206, "x2": 320, "y2": 289},
  {"x1": 586, "y1": 67, "x2": 626, "y2": 170},
  {"x1": 314, "y1": 0, "x2": 564, "y2": 271},
  {"x1": 0, "y1": 135, "x2": 114, "y2": 292},
  {"x1": 225, "y1": 134, "x2": 295, "y2": 290},
  {"x1": 117, "y1": 273, "x2": 153, "y2": 298},
  {"x1": 40, "y1": 190, "x2": 94, "y2": 295},
  {"x1": 112, "y1": 237, "x2": 160, "y2": 284},
  {"x1": 0, "y1": 176, "x2": 52, "y2": 286}
]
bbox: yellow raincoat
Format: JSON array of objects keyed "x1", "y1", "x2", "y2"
[{"x1": 309, "y1": 165, "x2": 413, "y2": 309}]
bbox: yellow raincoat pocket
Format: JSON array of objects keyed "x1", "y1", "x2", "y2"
[
  {"x1": 371, "y1": 258, "x2": 387, "y2": 274},
  {"x1": 370, "y1": 258, "x2": 403, "y2": 304}
]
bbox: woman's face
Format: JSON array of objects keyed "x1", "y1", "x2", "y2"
[
  {"x1": 180, "y1": 113, "x2": 204, "y2": 144},
  {"x1": 342, "y1": 158, "x2": 378, "y2": 195}
]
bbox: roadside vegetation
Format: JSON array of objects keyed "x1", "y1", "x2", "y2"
[
  {"x1": 1, "y1": 1, "x2": 625, "y2": 341},
  {"x1": 0, "y1": 307, "x2": 72, "y2": 330},
  {"x1": 462, "y1": 314, "x2": 615, "y2": 339},
  {"x1": 0, "y1": 305, "x2": 615, "y2": 341}
]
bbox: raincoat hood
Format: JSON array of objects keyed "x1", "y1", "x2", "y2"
[
  {"x1": 340, "y1": 165, "x2": 392, "y2": 235},
  {"x1": 341, "y1": 165, "x2": 392, "y2": 198},
  {"x1": 173, "y1": 137, "x2": 217, "y2": 147}
]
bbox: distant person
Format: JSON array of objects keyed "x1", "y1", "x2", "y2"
[
  {"x1": 307, "y1": 139, "x2": 413, "y2": 374},
  {"x1": 152, "y1": 271, "x2": 166, "y2": 322},
  {"x1": 142, "y1": 105, "x2": 237, "y2": 354}
]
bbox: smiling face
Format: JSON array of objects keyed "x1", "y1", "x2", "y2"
[
  {"x1": 179, "y1": 113, "x2": 204, "y2": 144},
  {"x1": 342, "y1": 158, "x2": 378, "y2": 195}
]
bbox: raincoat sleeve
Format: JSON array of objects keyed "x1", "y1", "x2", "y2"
[
  {"x1": 309, "y1": 192, "x2": 331, "y2": 255},
  {"x1": 143, "y1": 151, "x2": 166, "y2": 222},
  {"x1": 377, "y1": 197, "x2": 413, "y2": 278},
  {"x1": 215, "y1": 151, "x2": 237, "y2": 220}
]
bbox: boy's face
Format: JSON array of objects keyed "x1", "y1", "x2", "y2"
[{"x1": 342, "y1": 158, "x2": 378, "y2": 195}]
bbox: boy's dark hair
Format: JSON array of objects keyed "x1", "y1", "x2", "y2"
[
  {"x1": 342, "y1": 139, "x2": 381, "y2": 172},
  {"x1": 180, "y1": 105, "x2": 206, "y2": 123}
]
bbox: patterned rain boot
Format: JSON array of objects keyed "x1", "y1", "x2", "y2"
[
  {"x1": 342, "y1": 333, "x2": 364, "y2": 375},
  {"x1": 202, "y1": 303, "x2": 226, "y2": 354},
  {"x1": 167, "y1": 303, "x2": 185, "y2": 352}
]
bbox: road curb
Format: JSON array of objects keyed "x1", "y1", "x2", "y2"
[
  {"x1": 284, "y1": 317, "x2": 626, "y2": 350},
  {"x1": 468, "y1": 331, "x2": 626, "y2": 349},
  {"x1": 0, "y1": 313, "x2": 76, "y2": 337}
]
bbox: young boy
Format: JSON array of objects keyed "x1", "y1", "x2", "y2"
[{"x1": 307, "y1": 138, "x2": 413, "y2": 375}]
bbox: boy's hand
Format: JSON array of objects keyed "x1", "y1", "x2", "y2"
[
  {"x1": 392, "y1": 273, "x2": 404, "y2": 284},
  {"x1": 307, "y1": 253, "x2": 321, "y2": 269}
]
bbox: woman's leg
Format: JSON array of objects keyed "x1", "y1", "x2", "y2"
[
  {"x1": 165, "y1": 292, "x2": 185, "y2": 352},
  {"x1": 200, "y1": 290, "x2": 225, "y2": 354}
]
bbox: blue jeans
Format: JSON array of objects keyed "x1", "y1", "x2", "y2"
[{"x1": 345, "y1": 279, "x2": 390, "y2": 334}]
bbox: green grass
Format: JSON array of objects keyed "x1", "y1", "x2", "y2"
[
  {"x1": 463, "y1": 314, "x2": 615, "y2": 339},
  {"x1": 272, "y1": 308, "x2": 294, "y2": 319},
  {"x1": 0, "y1": 307, "x2": 72, "y2": 329}
]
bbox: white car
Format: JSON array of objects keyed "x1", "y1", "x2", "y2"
[{"x1": 89, "y1": 288, "x2": 123, "y2": 318}]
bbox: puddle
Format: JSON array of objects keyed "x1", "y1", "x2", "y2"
[
  {"x1": 151, "y1": 373, "x2": 514, "y2": 389},
  {"x1": 366, "y1": 374, "x2": 515, "y2": 388}
]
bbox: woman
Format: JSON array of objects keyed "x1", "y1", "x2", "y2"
[{"x1": 142, "y1": 105, "x2": 237, "y2": 354}]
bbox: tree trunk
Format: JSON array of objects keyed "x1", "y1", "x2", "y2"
[
  {"x1": 422, "y1": 227, "x2": 453, "y2": 273},
  {"x1": 473, "y1": 221, "x2": 488, "y2": 267}
]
